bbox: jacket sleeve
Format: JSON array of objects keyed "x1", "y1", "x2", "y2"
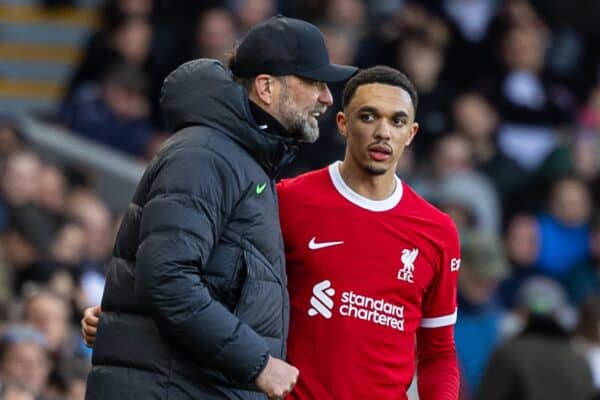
[{"x1": 134, "y1": 146, "x2": 269, "y2": 384}]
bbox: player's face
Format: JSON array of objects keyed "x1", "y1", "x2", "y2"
[
  {"x1": 337, "y1": 83, "x2": 419, "y2": 176},
  {"x1": 276, "y1": 76, "x2": 334, "y2": 143}
]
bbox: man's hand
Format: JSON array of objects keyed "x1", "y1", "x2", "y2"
[
  {"x1": 81, "y1": 305, "x2": 101, "y2": 347},
  {"x1": 255, "y1": 355, "x2": 299, "y2": 399}
]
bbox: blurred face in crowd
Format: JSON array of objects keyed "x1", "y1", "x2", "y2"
[
  {"x1": 548, "y1": 178, "x2": 592, "y2": 227},
  {"x1": 502, "y1": 26, "x2": 546, "y2": 73},
  {"x1": 0, "y1": 125, "x2": 22, "y2": 159},
  {"x1": 572, "y1": 135, "x2": 600, "y2": 180},
  {"x1": 580, "y1": 87, "x2": 600, "y2": 130},
  {"x1": 503, "y1": 0, "x2": 544, "y2": 29},
  {"x1": 235, "y1": 0, "x2": 275, "y2": 32},
  {"x1": 51, "y1": 223, "x2": 86, "y2": 265},
  {"x1": 24, "y1": 293, "x2": 70, "y2": 354},
  {"x1": 321, "y1": 26, "x2": 357, "y2": 67},
  {"x1": 103, "y1": 82, "x2": 150, "y2": 120},
  {"x1": 1, "y1": 151, "x2": 42, "y2": 207},
  {"x1": 112, "y1": 17, "x2": 152, "y2": 67},
  {"x1": 196, "y1": 8, "x2": 237, "y2": 64},
  {"x1": 325, "y1": 0, "x2": 366, "y2": 29},
  {"x1": 337, "y1": 83, "x2": 419, "y2": 177},
  {"x1": 398, "y1": 38, "x2": 444, "y2": 92},
  {"x1": 505, "y1": 214, "x2": 539, "y2": 266},
  {"x1": 432, "y1": 135, "x2": 473, "y2": 178},
  {"x1": 452, "y1": 93, "x2": 499, "y2": 141},
  {"x1": 458, "y1": 265, "x2": 502, "y2": 305},
  {"x1": 2, "y1": 385, "x2": 35, "y2": 400},
  {"x1": 37, "y1": 165, "x2": 67, "y2": 214},
  {"x1": 117, "y1": 0, "x2": 152, "y2": 18},
  {"x1": 0, "y1": 341, "x2": 50, "y2": 395},
  {"x1": 67, "y1": 191, "x2": 113, "y2": 261},
  {"x1": 1, "y1": 231, "x2": 38, "y2": 268}
]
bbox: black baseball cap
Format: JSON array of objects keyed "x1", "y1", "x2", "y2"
[{"x1": 230, "y1": 15, "x2": 357, "y2": 83}]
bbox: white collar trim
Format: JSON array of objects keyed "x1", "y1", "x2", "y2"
[{"x1": 328, "y1": 161, "x2": 403, "y2": 212}]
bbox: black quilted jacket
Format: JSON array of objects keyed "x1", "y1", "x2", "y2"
[{"x1": 86, "y1": 59, "x2": 297, "y2": 400}]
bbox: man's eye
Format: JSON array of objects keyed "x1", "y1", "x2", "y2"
[
  {"x1": 394, "y1": 118, "x2": 406, "y2": 126},
  {"x1": 360, "y1": 114, "x2": 374, "y2": 122}
]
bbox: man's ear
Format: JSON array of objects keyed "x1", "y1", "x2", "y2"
[
  {"x1": 253, "y1": 74, "x2": 276, "y2": 106},
  {"x1": 336, "y1": 111, "x2": 348, "y2": 139},
  {"x1": 405, "y1": 122, "x2": 419, "y2": 147}
]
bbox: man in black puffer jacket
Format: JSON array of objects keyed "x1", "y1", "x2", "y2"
[{"x1": 84, "y1": 16, "x2": 356, "y2": 400}]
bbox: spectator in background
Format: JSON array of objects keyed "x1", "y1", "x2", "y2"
[
  {"x1": 414, "y1": 134, "x2": 501, "y2": 234},
  {"x1": 536, "y1": 176, "x2": 592, "y2": 278},
  {"x1": 454, "y1": 232, "x2": 510, "y2": 399},
  {"x1": 61, "y1": 63, "x2": 157, "y2": 158},
  {"x1": 432, "y1": 0, "x2": 499, "y2": 85},
  {"x1": 0, "y1": 151, "x2": 64, "y2": 293},
  {"x1": 36, "y1": 166, "x2": 67, "y2": 216},
  {"x1": 0, "y1": 123, "x2": 23, "y2": 162},
  {"x1": 0, "y1": 151, "x2": 42, "y2": 211},
  {"x1": 498, "y1": 214, "x2": 541, "y2": 308},
  {"x1": 47, "y1": 357, "x2": 89, "y2": 400},
  {"x1": 539, "y1": 86, "x2": 600, "y2": 204},
  {"x1": 451, "y1": 92, "x2": 527, "y2": 216},
  {"x1": 396, "y1": 28, "x2": 454, "y2": 154},
  {"x1": 563, "y1": 212, "x2": 600, "y2": 305},
  {"x1": 0, "y1": 325, "x2": 51, "y2": 400},
  {"x1": 494, "y1": 23, "x2": 573, "y2": 171},
  {"x1": 231, "y1": 0, "x2": 276, "y2": 34},
  {"x1": 477, "y1": 276, "x2": 594, "y2": 400},
  {"x1": 0, "y1": 384, "x2": 35, "y2": 400},
  {"x1": 22, "y1": 290, "x2": 82, "y2": 363},
  {"x1": 191, "y1": 8, "x2": 237, "y2": 65},
  {"x1": 323, "y1": 0, "x2": 365, "y2": 31},
  {"x1": 66, "y1": 15, "x2": 154, "y2": 98},
  {"x1": 65, "y1": 190, "x2": 113, "y2": 308}
]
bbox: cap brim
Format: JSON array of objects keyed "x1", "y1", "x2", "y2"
[{"x1": 295, "y1": 63, "x2": 358, "y2": 83}]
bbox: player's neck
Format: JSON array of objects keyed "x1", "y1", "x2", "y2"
[{"x1": 338, "y1": 160, "x2": 397, "y2": 200}]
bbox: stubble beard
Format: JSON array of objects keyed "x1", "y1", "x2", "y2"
[{"x1": 277, "y1": 86, "x2": 320, "y2": 144}]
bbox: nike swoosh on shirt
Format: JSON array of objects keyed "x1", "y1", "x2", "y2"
[{"x1": 308, "y1": 237, "x2": 344, "y2": 250}]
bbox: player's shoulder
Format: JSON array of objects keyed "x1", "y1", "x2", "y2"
[
  {"x1": 277, "y1": 166, "x2": 330, "y2": 196},
  {"x1": 402, "y1": 182, "x2": 457, "y2": 234}
]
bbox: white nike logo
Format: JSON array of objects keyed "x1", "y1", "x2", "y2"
[{"x1": 308, "y1": 237, "x2": 344, "y2": 250}]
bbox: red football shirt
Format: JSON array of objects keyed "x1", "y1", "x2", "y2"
[{"x1": 278, "y1": 162, "x2": 460, "y2": 400}]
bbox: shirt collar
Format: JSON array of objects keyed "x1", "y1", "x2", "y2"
[{"x1": 249, "y1": 100, "x2": 290, "y2": 139}]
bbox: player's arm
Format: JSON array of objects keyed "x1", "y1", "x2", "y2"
[
  {"x1": 416, "y1": 325, "x2": 459, "y2": 400},
  {"x1": 416, "y1": 218, "x2": 461, "y2": 400}
]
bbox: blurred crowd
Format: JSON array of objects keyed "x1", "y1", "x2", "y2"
[{"x1": 2, "y1": 0, "x2": 600, "y2": 399}]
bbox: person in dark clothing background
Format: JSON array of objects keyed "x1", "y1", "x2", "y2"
[
  {"x1": 83, "y1": 15, "x2": 356, "y2": 400},
  {"x1": 476, "y1": 276, "x2": 595, "y2": 400}
]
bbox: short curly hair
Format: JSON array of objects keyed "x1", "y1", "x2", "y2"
[{"x1": 342, "y1": 66, "x2": 418, "y2": 112}]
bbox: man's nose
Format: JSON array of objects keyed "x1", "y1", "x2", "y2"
[
  {"x1": 374, "y1": 121, "x2": 392, "y2": 139},
  {"x1": 319, "y1": 84, "x2": 333, "y2": 106}
]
